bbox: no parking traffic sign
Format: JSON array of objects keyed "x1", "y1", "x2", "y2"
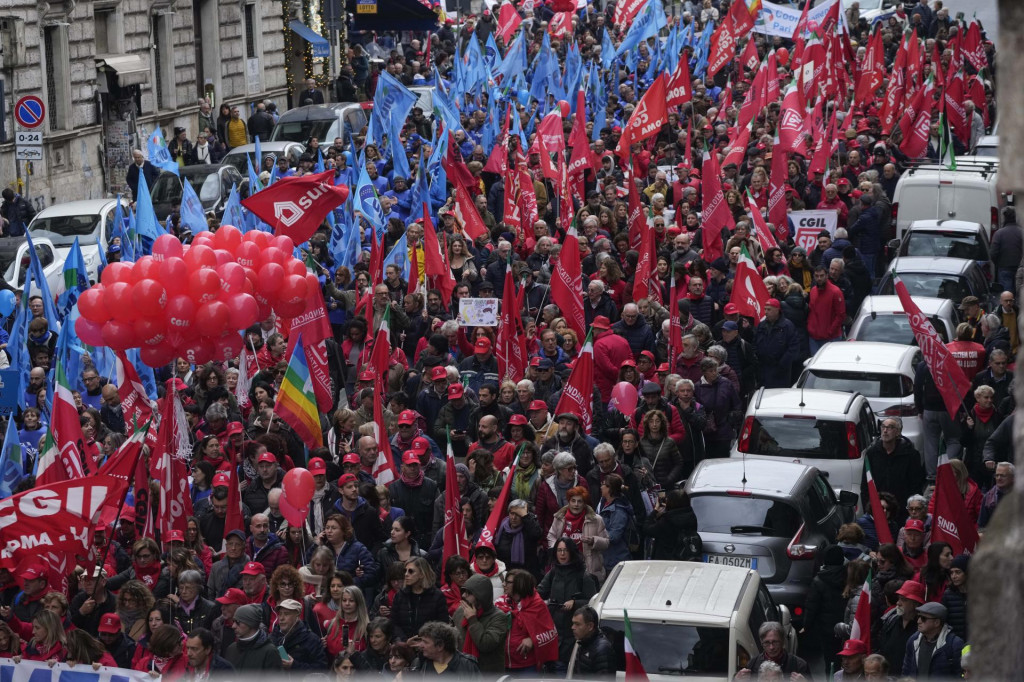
[{"x1": 14, "y1": 96, "x2": 45, "y2": 129}]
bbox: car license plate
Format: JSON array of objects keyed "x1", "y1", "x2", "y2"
[{"x1": 704, "y1": 554, "x2": 757, "y2": 569}]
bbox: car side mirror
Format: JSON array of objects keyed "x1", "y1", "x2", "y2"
[
  {"x1": 839, "y1": 490, "x2": 859, "y2": 507},
  {"x1": 887, "y1": 238, "x2": 901, "y2": 251},
  {"x1": 779, "y1": 604, "x2": 792, "y2": 630}
]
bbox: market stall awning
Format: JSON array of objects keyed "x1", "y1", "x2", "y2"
[
  {"x1": 290, "y1": 20, "x2": 331, "y2": 58},
  {"x1": 95, "y1": 54, "x2": 150, "y2": 86}
]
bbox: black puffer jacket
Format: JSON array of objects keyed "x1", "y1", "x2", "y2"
[
  {"x1": 941, "y1": 585, "x2": 968, "y2": 641},
  {"x1": 644, "y1": 506, "x2": 698, "y2": 560},
  {"x1": 271, "y1": 620, "x2": 327, "y2": 670},
  {"x1": 803, "y1": 562, "x2": 848, "y2": 643},
  {"x1": 537, "y1": 562, "x2": 599, "y2": 664},
  {"x1": 575, "y1": 630, "x2": 616, "y2": 677},
  {"x1": 860, "y1": 436, "x2": 926, "y2": 512},
  {"x1": 390, "y1": 586, "x2": 450, "y2": 641}
]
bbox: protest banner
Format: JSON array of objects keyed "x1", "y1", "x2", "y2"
[{"x1": 790, "y1": 209, "x2": 839, "y2": 253}]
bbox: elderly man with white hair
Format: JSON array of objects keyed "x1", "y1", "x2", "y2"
[{"x1": 584, "y1": 279, "x2": 618, "y2": 326}]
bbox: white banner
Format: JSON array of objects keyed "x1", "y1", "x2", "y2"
[
  {"x1": 790, "y1": 209, "x2": 839, "y2": 253},
  {"x1": 755, "y1": 0, "x2": 845, "y2": 38},
  {"x1": 7, "y1": 659, "x2": 156, "y2": 682},
  {"x1": 456, "y1": 297, "x2": 499, "y2": 327}
]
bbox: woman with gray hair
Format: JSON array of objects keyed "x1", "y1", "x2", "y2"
[
  {"x1": 494, "y1": 499, "x2": 544, "y2": 576},
  {"x1": 535, "y1": 452, "x2": 584, "y2": 533},
  {"x1": 169, "y1": 569, "x2": 217, "y2": 634}
]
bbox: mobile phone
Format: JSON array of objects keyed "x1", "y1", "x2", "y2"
[
  {"x1": 342, "y1": 624, "x2": 350, "y2": 647},
  {"x1": 278, "y1": 645, "x2": 289, "y2": 660}
]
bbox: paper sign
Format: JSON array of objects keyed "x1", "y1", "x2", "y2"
[{"x1": 457, "y1": 298, "x2": 499, "y2": 327}]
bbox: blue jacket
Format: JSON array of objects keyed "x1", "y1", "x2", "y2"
[
  {"x1": 902, "y1": 627, "x2": 963, "y2": 678},
  {"x1": 612, "y1": 317, "x2": 657, "y2": 357},
  {"x1": 598, "y1": 497, "x2": 635, "y2": 572},
  {"x1": 849, "y1": 205, "x2": 883, "y2": 255},
  {"x1": 753, "y1": 317, "x2": 801, "y2": 388}
]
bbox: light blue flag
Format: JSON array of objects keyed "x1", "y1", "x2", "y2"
[
  {"x1": 382, "y1": 232, "x2": 410, "y2": 280},
  {"x1": 247, "y1": 155, "x2": 263, "y2": 193},
  {"x1": 222, "y1": 183, "x2": 246, "y2": 232},
  {"x1": 615, "y1": 0, "x2": 666, "y2": 58},
  {"x1": 493, "y1": 33, "x2": 527, "y2": 86},
  {"x1": 389, "y1": 113, "x2": 411, "y2": 181},
  {"x1": 57, "y1": 236, "x2": 89, "y2": 319},
  {"x1": 314, "y1": 149, "x2": 325, "y2": 174},
  {"x1": 354, "y1": 164, "x2": 386, "y2": 237},
  {"x1": 23, "y1": 232, "x2": 61, "y2": 331},
  {"x1": 254, "y1": 135, "x2": 263, "y2": 178},
  {"x1": 133, "y1": 170, "x2": 161, "y2": 250},
  {"x1": 55, "y1": 305, "x2": 87, "y2": 393},
  {"x1": 602, "y1": 29, "x2": 616, "y2": 70},
  {"x1": 0, "y1": 417, "x2": 25, "y2": 497},
  {"x1": 485, "y1": 33, "x2": 500, "y2": 73},
  {"x1": 147, "y1": 127, "x2": 179, "y2": 175},
  {"x1": 179, "y1": 178, "x2": 209, "y2": 234},
  {"x1": 427, "y1": 131, "x2": 447, "y2": 211},
  {"x1": 126, "y1": 347, "x2": 157, "y2": 399},
  {"x1": 375, "y1": 71, "x2": 418, "y2": 132},
  {"x1": 431, "y1": 77, "x2": 462, "y2": 132}
]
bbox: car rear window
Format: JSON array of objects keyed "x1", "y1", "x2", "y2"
[
  {"x1": 853, "y1": 313, "x2": 950, "y2": 343},
  {"x1": 691, "y1": 495, "x2": 802, "y2": 537},
  {"x1": 904, "y1": 232, "x2": 986, "y2": 260},
  {"x1": 29, "y1": 214, "x2": 101, "y2": 247},
  {"x1": 271, "y1": 119, "x2": 335, "y2": 143},
  {"x1": 800, "y1": 370, "x2": 910, "y2": 398},
  {"x1": 746, "y1": 416, "x2": 850, "y2": 459},
  {"x1": 594, "y1": 620, "x2": 732, "y2": 676},
  {"x1": 879, "y1": 273, "x2": 971, "y2": 302}
]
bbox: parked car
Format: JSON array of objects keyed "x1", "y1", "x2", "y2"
[
  {"x1": 848, "y1": 295, "x2": 960, "y2": 344},
  {"x1": 877, "y1": 256, "x2": 998, "y2": 310},
  {"x1": 27, "y1": 198, "x2": 128, "y2": 282},
  {"x1": 269, "y1": 103, "x2": 372, "y2": 145},
  {"x1": 0, "y1": 236, "x2": 64, "y2": 296},
  {"x1": 796, "y1": 342, "x2": 924, "y2": 451},
  {"x1": 732, "y1": 388, "x2": 879, "y2": 501},
  {"x1": 685, "y1": 460, "x2": 857, "y2": 624},
  {"x1": 150, "y1": 164, "x2": 245, "y2": 223},
  {"x1": 569, "y1": 560, "x2": 797, "y2": 680},
  {"x1": 888, "y1": 219, "x2": 992, "y2": 278},
  {"x1": 220, "y1": 141, "x2": 306, "y2": 177}
]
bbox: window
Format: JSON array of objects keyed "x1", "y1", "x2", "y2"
[
  {"x1": 800, "y1": 370, "x2": 909, "y2": 399},
  {"x1": 42, "y1": 25, "x2": 70, "y2": 131},
  {"x1": 151, "y1": 14, "x2": 174, "y2": 110},
  {"x1": 691, "y1": 495, "x2": 802, "y2": 538},
  {"x1": 94, "y1": 8, "x2": 122, "y2": 54},
  {"x1": 152, "y1": 16, "x2": 165, "y2": 109},
  {"x1": 744, "y1": 416, "x2": 850, "y2": 460},
  {"x1": 244, "y1": 4, "x2": 257, "y2": 59}
]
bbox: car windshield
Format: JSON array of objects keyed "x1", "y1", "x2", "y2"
[
  {"x1": 745, "y1": 416, "x2": 850, "y2": 460},
  {"x1": 151, "y1": 172, "x2": 222, "y2": 206},
  {"x1": 596, "y1": 620, "x2": 731, "y2": 676},
  {"x1": 853, "y1": 313, "x2": 950, "y2": 343},
  {"x1": 271, "y1": 119, "x2": 335, "y2": 143},
  {"x1": 905, "y1": 231, "x2": 986, "y2": 260},
  {"x1": 0, "y1": 251, "x2": 20, "y2": 285},
  {"x1": 974, "y1": 146, "x2": 998, "y2": 158},
  {"x1": 691, "y1": 495, "x2": 802, "y2": 537},
  {"x1": 880, "y1": 273, "x2": 971, "y2": 302},
  {"x1": 800, "y1": 370, "x2": 909, "y2": 398},
  {"x1": 29, "y1": 214, "x2": 100, "y2": 246}
]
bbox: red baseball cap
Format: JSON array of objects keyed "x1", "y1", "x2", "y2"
[
  {"x1": 342, "y1": 453, "x2": 361, "y2": 465},
  {"x1": 723, "y1": 303, "x2": 739, "y2": 315},
  {"x1": 398, "y1": 410, "x2": 418, "y2": 425},
  {"x1": 622, "y1": 358, "x2": 637, "y2": 368},
  {"x1": 411, "y1": 437, "x2": 430, "y2": 453},
  {"x1": 212, "y1": 472, "x2": 231, "y2": 488},
  {"x1": 225, "y1": 421, "x2": 244, "y2": 437},
  {"x1": 474, "y1": 338, "x2": 492, "y2": 353},
  {"x1": 592, "y1": 315, "x2": 612, "y2": 330},
  {"x1": 639, "y1": 350, "x2": 655, "y2": 362},
  {"x1": 430, "y1": 366, "x2": 448, "y2": 381},
  {"x1": 401, "y1": 451, "x2": 421, "y2": 465},
  {"x1": 528, "y1": 399, "x2": 548, "y2": 412},
  {"x1": 164, "y1": 530, "x2": 184, "y2": 543},
  {"x1": 904, "y1": 519, "x2": 925, "y2": 533},
  {"x1": 98, "y1": 613, "x2": 122, "y2": 634},
  {"x1": 448, "y1": 383, "x2": 465, "y2": 399},
  {"x1": 509, "y1": 414, "x2": 528, "y2": 426},
  {"x1": 18, "y1": 565, "x2": 45, "y2": 582},
  {"x1": 358, "y1": 370, "x2": 375, "y2": 382},
  {"x1": 657, "y1": 363, "x2": 670, "y2": 373},
  {"x1": 529, "y1": 356, "x2": 542, "y2": 367},
  {"x1": 838, "y1": 639, "x2": 867, "y2": 657},
  {"x1": 309, "y1": 457, "x2": 327, "y2": 475},
  {"x1": 240, "y1": 561, "x2": 265, "y2": 576},
  {"x1": 216, "y1": 588, "x2": 248, "y2": 605},
  {"x1": 338, "y1": 473, "x2": 358, "y2": 487},
  {"x1": 257, "y1": 452, "x2": 277, "y2": 464},
  {"x1": 766, "y1": 298, "x2": 781, "y2": 308}
]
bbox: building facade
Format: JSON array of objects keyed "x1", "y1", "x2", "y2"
[{"x1": 0, "y1": 0, "x2": 292, "y2": 209}]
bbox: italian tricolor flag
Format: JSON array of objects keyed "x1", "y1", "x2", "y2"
[
  {"x1": 624, "y1": 610, "x2": 649, "y2": 681},
  {"x1": 849, "y1": 568, "x2": 872, "y2": 653},
  {"x1": 864, "y1": 457, "x2": 895, "y2": 546}
]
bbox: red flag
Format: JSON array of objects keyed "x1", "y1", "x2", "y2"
[
  {"x1": 931, "y1": 460, "x2": 980, "y2": 557},
  {"x1": 855, "y1": 28, "x2": 885, "y2": 107},
  {"x1": 495, "y1": 2, "x2": 522, "y2": 43},
  {"x1": 369, "y1": 307, "x2": 397, "y2": 485},
  {"x1": 241, "y1": 170, "x2": 350, "y2": 245},
  {"x1": 615, "y1": 74, "x2": 669, "y2": 159},
  {"x1": 864, "y1": 457, "x2": 895, "y2": 546},
  {"x1": 730, "y1": 262, "x2": 770, "y2": 320},
  {"x1": 442, "y1": 132, "x2": 477, "y2": 190},
  {"x1": 777, "y1": 81, "x2": 806, "y2": 154},
  {"x1": 899, "y1": 77, "x2": 936, "y2": 159},
  {"x1": 666, "y1": 54, "x2": 693, "y2": 109},
  {"x1": 736, "y1": 64, "x2": 767, "y2": 132},
  {"x1": 483, "y1": 108, "x2": 511, "y2": 175},
  {"x1": 707, "y1": 14, "x2": 736, "y2": 79},
  {"x1": 740, "y1": 38, "x2": 760, "y2": 73},
  {"x1": 632, "y1": 218, "x2": 656, "y2": 304},
  {"x1": 442, "y1": 438, "x2": 470, "y2": 578},
  {"x1": 36, "y1": 365, "x2": 86, "y2": 485},
  {"x1": 879, "y1": 63, "x2": 906, "y2": 135},
  {"x1": 479, "y1": 450, "x2": 519, "y2": 546},
  {"x1": 613, "y1": 0, "x2": 646, "y2": 31},
  {"x1": 728, "y1": 0, "x2": 755, "y2": 36},
  {"x1": 699, "y1": 149, "x2": 732, "y2": 263},
  {"x1": 369, "y1": 226, "x2": 383, "y2": 288},
  {"x1": 895, "y1": 276, "x2": 970, "y2": 417},
  {"x1": 150, "y1": 387, "x2": 193, "y2": 541},
  {"x1": 626, "y1": 168, "x2": 645, "y2": 250},
  {"x1": 552, "y1": 329, "x2": 595, "y2": 433},
  {"x1": 535, "y1": 130, "x2": 561, "y2": 182},
  {"x1": 850, "y1": 570, "x2": 872, "y2": 652},
  {"x1": 223, "y1": 449, "x2": 245, "y2": 549},
  {"x1": 962, "y1": 21, "x2": 987, "y2": 72},
  {"x1": 408, "y1": 245, "x2": 420, "y2": 295},
  {"x1": 452, "y1": 184, "x2": 487, "y2": 241},
  {"x1": 765, "y1": 50, "x2": 780, "y2": 104},
  {"x1": 943, "y1": 70, "x2": 969, "y2": 145},
  {"x1": 747, "y1": 190, "x2": 777, "y2": 255},
  {"x1": 768, "y1": 135, "x2": 789, "y2": 240},
  {"x1": 533, "y1": 111, "x2": 565, "y2": 155},
  {"x1": 551, "y1": 225, "x2": 586, "y2": 341},
  {"x1": 548, "y1": 11, "x2": 573, "y2": 38},
  {"x1": 422, "y1": 203, "x2": 456, "y2": 305},
  {"x1": 496, "y1": 260, "x2": 528, "y2": 383}
]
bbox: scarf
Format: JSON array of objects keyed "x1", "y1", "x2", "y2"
[
  {"x1": 400, "y1": 468, "x2": 424, "y2": 487},
  {"x1": 512, "y1": 463, "x2": 537, "y2": 501},
  {"x1": 470, "y1": 558, "x2": 500, "y2": 578},
  {"x1": 311, "y1": 486, "x2": 327, "y2": 532},
  {"x1": 241, "y1": 457, "x2": 259, "y2": 485},
  {"x1": 134, "y1": 561, "x2": 161, "y2": 589},
  {"x1": 975, "y1": 404, "x2": 995, "y2": 424},
  {"x1": 562, "y1": 508, "x2": 587, "y2": 552},
  {"x1": 553, "y1": 477, "x2": 574, "y2": 508},
  {"x1": 497, "y1": 517, "x2": 525, "y2": 565},
  {"x1": 512, "y1": 592, "x2": 559, "y2": 667},
  {"x1": 461, "y1": 606, "x2": 486, "y2": 658}
]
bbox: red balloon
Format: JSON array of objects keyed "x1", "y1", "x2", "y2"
[
  {"x1": 191, "y1": 235, "x2": 215, "y2": 250},
  {"x1": 213, "y1": 225, "x2": 243, "y2": 252},
  {"x1": 159, "y1": 258, "x2": 190, "y2": 297},
  {"x1": 557, "y1": 100, "x2": 570, "y2": 117},
  {"x1": 777, "y1": 47, "x2": 790, "y2": 66},
  {"x1": 228, "y1": 293, "x2": 260, "y2": 330},
  {"x1": 258, "y1": 262, "x2": 286, "y2": 294},
  {"x1": 282, "y1": 468, "x2": 315, "y2": 507},
  {"x1": 217, "y1": 262, "x2": 247, "y2": 296},
  {"x1": 181, "y1": 337, "x2": 215, "y2": 366},
  {"x1": 279, "y1": 491, "x2": 309, "y2": 528},
  {"x1": 78, "y1": 286, "x2": 110, "y2": 323},
  {"x1": 284, "y1": 258, "x2": 307, "y2": 278},
  {"x1": 189, "y1": 269, "x2": 221, "y2": 305},
  {"x1": 152, "y1": 234, "x2": 183, "y2": 262},
  {"x1": 609, "y1": 381, "x2": 639, "y2": 415},
  {"x1": 280, "y1": 274, "x2": 308, "y2": 306},
  {"x1": 235, "y1": 241, "x2": 260, "y2": 269},
  {"x1": 273, "y1": 298, "x2": 306, "y2": 318},
  {"x1": 183, "y1": 244, "x2": 217, "y2": 271},
  {"x1": 212, "y1": 249, "x2": 233, "y2": 267},
  {"x1": 103, "y1": 282, "x2": 135, "y2": 320},
  {"x1": 259, "y1": 247, "x2": 286, "y2": 270},
  {"x1": 165, "y1": 294, "x2": 196, "y2": 333},
  {"x1": 100, "y1": 262, "x2": 133, "y2": 287},
  {"x1": 134, "y1": 316, "x2": 168, "y2": 346},
  {"x1": 140, "y1": 341, "x2": 178, "y2": 367},
  {"x1": 75, "y1": 316, "x2": 105, "y2": 346},
  {"x1": 212, "y1": 332, "x2": 244, "y2": 362},
  {"x1": 195, "y1": 300, "x2": 229, "y2": 337},
  {"x1": 101, "y1": 319, "x2": 137, "y2": 350},
  {"x1": 273, "y1": 235, "x2": 295, "y2": 254},
  {"x1": 131, "y1": 256, "x2": 161, "y2": 283},
  {"x1": 132, "y1": 278, "x2": 168, "y2": 312}
]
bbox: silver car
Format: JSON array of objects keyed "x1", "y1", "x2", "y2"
[{"x1": 685, "y1": 459, "x2": 857, "y2": 625}]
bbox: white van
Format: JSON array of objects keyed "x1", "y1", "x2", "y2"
[
  {"x1": 567, "y1": 561, "x2": 795, "y2": 681},
  {"x1": 892, "y1": 158, "x2": 1011, "y2": 239}
]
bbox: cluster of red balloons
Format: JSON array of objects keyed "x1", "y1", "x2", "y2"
[
  {"x1": 74, "y1": 226, "x2": 317, "y2": 368},
  {"x1": 280, "y1": 467, "x2": 314, "y2": 527}
]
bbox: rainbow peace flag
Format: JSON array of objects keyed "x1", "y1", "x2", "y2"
[{"x1": 274, "y1": 334, "x2": 323, "y2": 448}]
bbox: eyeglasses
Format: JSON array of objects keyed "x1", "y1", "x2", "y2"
[
  {"x1": 907, "y1": 506, "x2": 925, "y2": 512},
  {"x1": 136, "y1": 553, "x2": 153, "y2": 560},
  {"x1": 405, "y1": 569, "x2": 418, "y2": 575}
]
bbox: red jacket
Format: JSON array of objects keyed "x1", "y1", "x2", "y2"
[
  {"x1": 816, "y1": 196, "x2": 849, "y2": 226},
  {"x1": 807, "y1": 281, "x2": 846, "y2": 341},
  {"x1": 593, "y1": 331, "x2": 634, "y2": 402},
  {"x1": 946, "y1": 340, "x2": 987, "y2": 379}
]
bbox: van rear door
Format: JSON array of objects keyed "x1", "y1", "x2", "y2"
[{"x1": 948, "y1": 180, "x2": 997, "y2": 237}]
